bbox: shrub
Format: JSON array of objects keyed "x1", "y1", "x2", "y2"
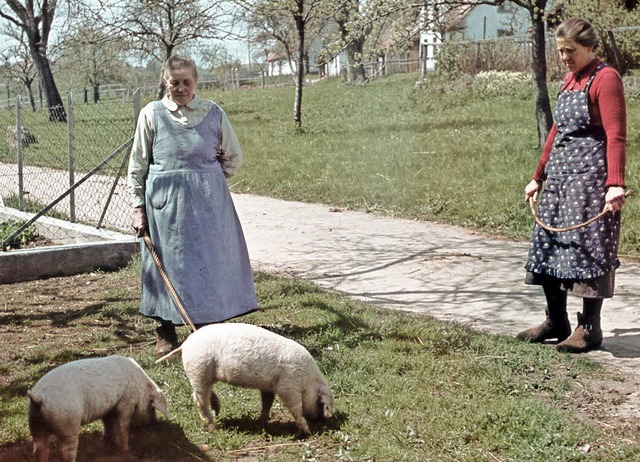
[
  {"x1": 0, "y1": 219, "x2": 39, "y2": 249},
  {"x1": 472, "y1": 70, "x2": 532, "y2": 98}
]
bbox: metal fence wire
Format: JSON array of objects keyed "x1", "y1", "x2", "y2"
[{"x1": 0, "y1": 90, "x2": 142, "y2": 250}]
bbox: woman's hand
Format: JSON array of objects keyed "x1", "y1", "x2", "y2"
[
  {"x1": 605, "y1": 186, "x2": 626, "y2": 212},
  {"x1": 131, "y1": 206, "x2": 148, "y2": 237},
  {"x1": 524, "y1": 180, "x2": 542, "y2": 203}
]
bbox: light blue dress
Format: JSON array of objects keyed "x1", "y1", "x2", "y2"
[{"x1": 140, "y1": 101, "x2": 258, "y2": 324}]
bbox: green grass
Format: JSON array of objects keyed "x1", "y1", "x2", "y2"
[
  {"x1": 1, "y1": 261, "x2": 639, "y2": 460},
  {"x1": 202, "y1": 73, "x2": 640, "y2": 256}
]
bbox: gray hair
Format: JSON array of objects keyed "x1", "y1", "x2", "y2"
[{"x1": 163, "y1": 55, "x2": 199, "y2": 80}]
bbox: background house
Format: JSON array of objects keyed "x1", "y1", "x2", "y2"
[
  {"x1": 420, "y1": 1, "x2": 532, "y2": 74},
  {"x1": 263, "y1": 2, "x2": 533, "y2": 81},
  {"x1": 265, "y1": 51, "x2": 296, "y2": 76}
]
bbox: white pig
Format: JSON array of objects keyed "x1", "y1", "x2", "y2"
[
  {"x1": 27, "y1": 354, "x2": 168, "y2": 462},
  {"x1": 158, "y1": 323, "x2": 334, "y2": 435}
]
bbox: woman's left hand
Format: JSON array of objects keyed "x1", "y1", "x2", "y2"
[{"x1": 605, "y1": 186, "x2": 626, "y2": 212}]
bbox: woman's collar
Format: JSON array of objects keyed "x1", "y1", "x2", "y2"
[{"x1": 161, "y1": 94, "x2": 202, "y2": 111}]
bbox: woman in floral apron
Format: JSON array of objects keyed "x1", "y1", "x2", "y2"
[{"x1": 517, "y1": 18, "x2": 627, "y2": 353}]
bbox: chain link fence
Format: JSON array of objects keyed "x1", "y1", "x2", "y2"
[{"x1": 0, "y1": 90, "x2": 143, "y2": 250}]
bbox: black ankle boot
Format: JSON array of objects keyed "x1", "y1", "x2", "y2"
[
  {"x1": 556, "y1": 299, "x2": 603, "y2": 353},
  {"x1": 155, "y1": 322, "x2": 179, "y2": 357},
  {"x1": 516, "y1": 307, "x2": 571, "y2": 343},
  {"x1": 517, "y1": 283, "x2": 570, "y2": 343}
]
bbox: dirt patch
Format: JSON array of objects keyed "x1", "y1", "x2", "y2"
[
  {"x1": 1, "y1": 234, "x2": 55, "y2": 251},
  {"x1": 14, "y1": 234, "x2": 56, "y2": 249}
]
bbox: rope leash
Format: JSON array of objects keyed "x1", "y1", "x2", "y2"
[
  {"x1": 528, "y1": 190, "x2": 633, "y2": 233},
  {"x1": 142, "y1": 231, "x2": 196, "y2": 333}
]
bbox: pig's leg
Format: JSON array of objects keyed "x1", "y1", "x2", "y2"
[
  {"x1": 31, "y1": 434, "x2": 51, "y2": 462},
  {"x1": 278, "y1": 389, "x2": 310, "y2": 435},
  {"x1": 113, "y1": 406, "x2": 134, "y2": 453},
  {"x1": 192, "y1": 386, "x2": 216, "y2": 426},
  {"x1": 258, "y1": 391, "x2": 275, "y2": 426},
  {"x1": 58, "y1": 432, "x2": 80, "y2": 462},
  {"x1": 102, "y1": 412, "x2": 117, "y2": 448},
  {"x1": 210, "y1": 390, "x2": 221, "y2": 415}
]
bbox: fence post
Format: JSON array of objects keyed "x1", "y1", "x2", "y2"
[
  {"x1": 67, "y1": 92, "x2": 76, "y2": 222},
  {"x1": 133, "y1": 88, "x2": 141, "y2": 129},
  {"x1": 16, "y1": 95, "x2": 24, "y2": 210}
]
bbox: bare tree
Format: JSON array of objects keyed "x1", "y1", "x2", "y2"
[
  {"x1": 236, "y1": 0, "x2": 330, "y2": 127},
  {"x1": 53, "y1": 20, "x2": 129, "y2": 102},
  {"x1": 0, "y1": 0, "x2": 66, "y2": 121},
  {"x1": 0, "y1": 25, "x2": 38, "y2": 110},
  {"x1": 509, "y1": 0, "x2": 553, "y2": 147},
  {"x1": 93, "y1": 0, "x2": 237, "y2": 99}
]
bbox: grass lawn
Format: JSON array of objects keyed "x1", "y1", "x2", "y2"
[
  {"x1": 1, "y1": 261, "x2": 640, "y2": 461},
  {"x1": 2, "y1": 73, "x2": 640, "y2": 461}
]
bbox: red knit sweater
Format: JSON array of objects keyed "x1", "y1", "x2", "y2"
[{"x1": 533, "y1": 57, "x2": 626, "y2": 188}]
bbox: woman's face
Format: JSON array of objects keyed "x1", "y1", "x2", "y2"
[
  {"x1": 165, "y1": 67, "x2": 197, "y2": 106},
  {"x1": 556, "y1": 37, "x2": 595, "y2": 74}
]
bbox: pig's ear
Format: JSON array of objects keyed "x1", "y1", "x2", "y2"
[
  {"x1": 150, "y1": 385, "x2": 169, "y2": 418},
  {"x1": 318, "y1": 385, "x2": 334, "y2": 417}
]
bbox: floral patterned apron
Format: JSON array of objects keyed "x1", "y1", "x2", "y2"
[{"x1": 525, "y1": 63, "x2": 620, "y2": 280}]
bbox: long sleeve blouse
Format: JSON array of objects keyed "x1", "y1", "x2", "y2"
[
  {"x1": 532, "y1": 57, "x2": 626, "y2": 188},
  {"x1": 127, "y1": 94, "x2": 243, "y2": 208}
]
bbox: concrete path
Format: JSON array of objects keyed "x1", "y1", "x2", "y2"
[{"x1": 233, "y1": 193, "x2": 640, "y2": 380}]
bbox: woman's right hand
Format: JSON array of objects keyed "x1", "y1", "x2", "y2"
[
  {"x1": 131, "y1": 206, "x2": 148, "y2": 237},
  {"x1": 524, "y1": 180, "x2": 542, "y2": 203}
]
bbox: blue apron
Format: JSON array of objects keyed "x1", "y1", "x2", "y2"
[
  {"x1": 525, "y1": 63, "x2": 620, "y2": 280},
  {"x1": 140, "y1": 101, "x2": 258, "y2": 324}
]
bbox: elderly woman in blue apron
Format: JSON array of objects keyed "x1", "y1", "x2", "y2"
[
  {"x1": 518, "y1": 18, "x2": 627, "y2": 353},
  {"x1": 128, "y1": 55, "x2": 258, "y2": 356}
]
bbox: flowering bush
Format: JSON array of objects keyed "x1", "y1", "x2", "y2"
[{"x1": 472, "y1": 70, "x2": 532, "y2": 98}]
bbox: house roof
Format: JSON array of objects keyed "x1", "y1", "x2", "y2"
[
  {"x1": 266, "y1": 51, "x2": 285, "y2": 62},
  {"x1": 443, "y1": 4, "x2": 476, "y2": 31}
]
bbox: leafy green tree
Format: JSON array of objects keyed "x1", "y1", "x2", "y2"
[{"x1": 330, "y1": 0, "x2": 423, "y2": 83}]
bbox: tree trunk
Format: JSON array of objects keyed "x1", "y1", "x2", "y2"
[
  {"x1": 529, "y1": 10, "x2": 552, "y2": 147},
  {"x1": 345, "y1": 37, "x2": 367, "y2": 83},
  {"x1": 337, "y1": 4, "x2": 366, "y2": 84},
  {"x1": 24, "y1": 77, "x2": 36, "y2": 112},
  {"x1": 157, "y1": 48, "x2": 175, "y2": 100},
  {"x1": 157, "y1": 74, "x2": 166, "y2": 100},
  {"x1": 293, "y1": 3, "x2": 305, "y2": 127},
  {"x1": 31, "y1": 50, "x2": 66, "y2": 122},
  {"x1": 3, "y1": 0, "x2": 66, "y2": 121}
]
